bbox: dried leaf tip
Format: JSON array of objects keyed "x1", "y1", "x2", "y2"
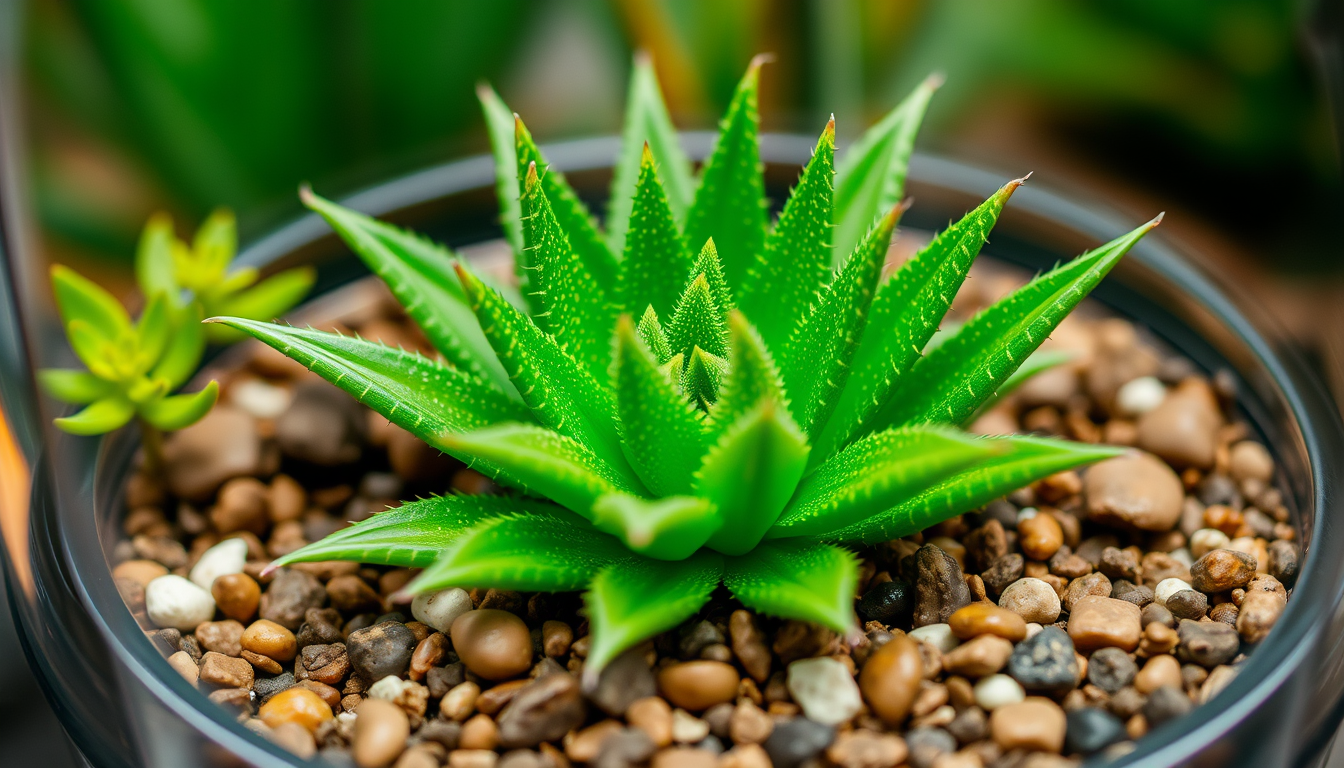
[
  {"x1": 640, "y1": 141, "x2": 654, "y2": 165},
  {"x1": 1148, "y1": 212, "x2": 1166, "y2": 228},
  {"x1": 633, "y1": 49, "x2": 653, "y2": 68},
  {"x1": 747, "y1": 52, "x2": 775, "y2": 77},
  {"x1": 452, "y1": 262, "x2": 485, "y2": 305},
  {"x1": 823, "y1": 115, "x2": 836, "y2": 142},
  {"x1": 524, "y1": 161, "x2": 541, "y2": 193},
  {"x1": 922, "y1": 71, "x2": 948, "y2": 91},
  {"x1": 297, "y1": 182, "x2": 317, "y2": 206}
]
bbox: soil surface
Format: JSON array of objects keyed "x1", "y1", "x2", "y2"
[{"x1": 111, "y1": 261, "x2": 1299, "y2": 768}]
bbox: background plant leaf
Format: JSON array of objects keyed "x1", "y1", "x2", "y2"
[
  {"x1": 38, "y1": 369, "x2": 116, "y2": 404},
  {"x1": 53, "y1": 395, "x2": 135, "y2": 435},
  {"x1": 478, "y1": 83, "x2": 526, "y2": 262},
  {"x1": 138, "y1": 381, "x2": 219, "y2": 431}
]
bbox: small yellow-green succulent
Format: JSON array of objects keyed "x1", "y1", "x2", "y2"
[{"x1": 220, "y1": 57, "x2": 1158, "y2": 676}]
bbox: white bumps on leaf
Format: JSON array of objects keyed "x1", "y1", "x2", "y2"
[
  {"x1": 411, "y1": 588, "x2": 473, "y2": 634},
  {"x1": 189, "y1": 537, "x2": 248, "y2": 590},
  {"x1": 146, "y1": 575, "x2": 217, "y2": 631},
  {"x1": 786, "y1": 657, "x2": 862, "y2": 726}
]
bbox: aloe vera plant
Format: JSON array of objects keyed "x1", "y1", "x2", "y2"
[
  {"x1": 41, "y1": 211, "x2": 313, "y2": 460},
  {"x1": 217, "y1": 57, "x2": 1159, "y2": 677}
]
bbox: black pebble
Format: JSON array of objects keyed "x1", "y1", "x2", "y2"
[
  {"x1": 1065, "y1": 707, "x2": 1129, "y2": 754},
  {"x1": 858, "y1": 578, "x2": 915, "y2": 625},
  {"x1": 762, "y1": 717, "x2": 835, "y2": 768},
  {"x1": 1143, "y1": 685, "x2": 1193, "y2": 727},
  {"x1": 1006, "y1": 626, "x2": 1080, "y2": 693}
]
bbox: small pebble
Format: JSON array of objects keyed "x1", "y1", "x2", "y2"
[
  {"x1": 353, "y1": 698, "x2": 410, "y2": 768},
  {"x1": 451, "y1": 610, "x2": 532, "y2": 681},
  {"x1": 168, "y1": 651, "x2": 198, "y2": 683},
  {"x1": 913, "y1": 545, "x2": 973, "y2": 627},
  {"x1": 198, "y1": 651, "x2": 254, "y2": 689},
  {"x1": 1116, "y1": 376, "x2": 1166, "y2": 415},
  {"x1": 908, "y1": 624, "x2": 959, "y2": 654},
  {"x1": 786, "y1": 657, "x2": 862, "y2": 726},
  {"x1": 1087, "y1": 648, "x2": 1137, "y2": 693},
  {"x1": 1228, "y1": 441, "x2": 1273, "y2": 483},
  {"x1": 857, "y1": 579, "x2": 915, "y2": 626},
  {"x1": 349, "y1": 621, "x2": 418, "y2": 681},
  {"x1": 1068, "y1": 596, "x2": 1142, "y2": 652},
  {"x1": 626, "y1": 697, "x2": 673, "y2": 748},
  {"x1": 212, "y1": 572, "x2": 261, "y2": 623},
  {"x1": 1143, "y1": 685, "x2": 1192, "y2": 727},
  {"x1": 241, "y1": 619, "x2": 298, "y2": 662},
  {"x1": 998, "y1": 578, "x2": 1061, "y2": 624},
  {"x1": 659, "y1": 661, "x2": 740, "y2": 712},
  {"x1": 729, "y1": 610, "x2": 772, "y2": 683},
  {"x1": 145, "y1": 575, "x2": 217, "y2": 631},
  {"x1": 1084, "y1": 453, "x2": 1184, "y2": 531},
  {"x1": 412, "y1": 588, "x2": 473, "y2": 634},
  {"x1": 495, "y1": 670, "x2": 586, "y2": 748},
  {"x1": 904, "y1": 726, "x2": 955, "y2": 768},
  {"x1": 973, "y1": 675, "x2": 1025, "y2": 710},
  {"x1": 259, "y1": 687, "x2": 333, "y2": 733},
  {"x1": 761, "y1": 717, "x2": 834, "y2": 768},
  {"x1": 947, "y1": 603, "x2": 1027, "y2": 642},
  {"x1": 858, "y1": 634, "x2": 923, "y2": 725},
  {"x1": 1166, "y1": 590, "x2": 1208, "y2": 620},
  {"x1": 1064, "y1": 707, "x2": 1128, "y2": 754},
  {"x1": 989, "y1": 697, "x2": 1065, "y2": 752},
  {"x1": 825, "y1": 730, "x2": 908, "y2": 768},
  {"x1": 1005, "y1": 626, "x2": 1079, "y2": 694},
  {"x1": 1237, "y1": 589, "x2": 1286, "y2": 643},
  {"x1": 1189, "y1": 529, "x2": 1231, "y2": 559},
  {"x1": 1176, "y1": 619, "x2": 1240, "y2": 668},
  {"x1": 1018, "y1": 513, "x2": 1064, "y2": 561},
  {"x1": 1189, "y1": 549, "x2": 1257, "y2": 593},
  {"x1": 189, "y1": 537, "x2": 249, "y2": 590},
  {"x1": 942, "y1": 635, "x2": 1013, "y2": 678}
]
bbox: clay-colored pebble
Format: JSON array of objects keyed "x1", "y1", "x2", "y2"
[
  {"x1": 627, "y1": 696, "x2": 673, "y2": 747},
  {"x1": 1134, "y1": 654, "x2": 1182, "y2": 694},
  {"x1": 168, "y1": 651, "x2": 198, "y2": 683},
  {"x1": 268, "y1": 721, "x2": 317, "y2": 759},
  {"x1": 259, "y1": 687, "x2": 334, "y2": 733},
  {"x1": 459, "y1": 713, "x2": 499, "y2": 750},
  {"x1": 998, "y1": 578, "x2": 1062, "y2": 624},
  {"x1": 1018, "y1": 511, "x2": 1064, "y2": 561},
  {"x1": 1229, "y1": 441, "x2": 1273, "y2": 484},
  {"x1": 652, "y1": 747, "x2": 717, "y2": 768},
  {"x1": 826, "y1": 729, "x2": 909, "y2": 768},
  {"x1": 1068, "y1": 596, "x2": 1143, "y2": 652},
  {"x1": 541, "y1": 620, "x2": 574, "y2": 658},
  {"x1": 1084, "y1": 452, "x2": 1184, "y2": 531},
  {"x1": 858, "y1": 634, "x2": 923, "y2": 725},
  {"x1": 942, "y1": 635, "x2": 1013, "y2": 678},
  {"x1": 353, "y1": 698, "x2": 411, "y2": 768},
  {"x1": 441, "y1": 681, "x2": 481, "y2": 721},
  {"x1": 1136, "y1": 379, "x2": 1222, "y2": 469},
  {"x1": 113, "y1": 559, "x2": 168, "y2": 588},
  {"x1": 446, "y1": 751, "x2": 497, "y2": 768},
  {"x1": 566, "y1": 720, "x2": 623, "y2": 762},
  {"x1": 658, "y1": 661, "x2": 740, "y2": 711},
  {"x1": 989, "y1": 697, "x2": 1066, "y2": 753},
  {"x1": 450, "y1": 610, "x2": 532, "y2": 681},
  {"x1": 1237, "y1": 589, "x2": 1287, "y2": 643},
  {"x1": 392, "y1": 746, "x2": 439, "y2": 768},
  {"x1": 241, "y1": 619, "x2": 298, "y2": 662},
  {"x1": 212, "y1": 572, "x2": 261, "y2": 623},
  {"x1": 948, "y1": 603, "x2": 1027, "y2": 642}
]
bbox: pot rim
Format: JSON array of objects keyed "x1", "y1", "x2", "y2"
[{"x1": 34, "y1": 134, "x2": 1344, "y2": 767}]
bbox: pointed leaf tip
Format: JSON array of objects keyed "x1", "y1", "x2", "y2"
[
  {"x1": 1150, "y1": 212, "x2": 1165, "y2": 227},
  {"x1": 924, "y1": 71, "x2": 947, "y2": 90},
  {"x1": 748, "y1": 52, "x2": 775, "y2": 72},
  {"x1": 525, "y1": 161, "x2": 540, "y2": 191}
]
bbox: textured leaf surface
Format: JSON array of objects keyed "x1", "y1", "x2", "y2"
[
  {"x1": 139, "y1": 382, "x2": 220, "y2": 431},
  {"x1": 408, "y1": 512, "x2": 628, "y2": 594},
  {"x1": 785, "y1": 206, "x2": 901, "y2": 438},
  {"x1": 209, "y1": 318, "x2": 529, "y2": 448},
  {"x1": 771, "y1": 426, "x2": 1004, "y2": 539},
  {"x1": 874, "y1": 216, "x2": 1160, "y2": 428},
  {"x1": 739, "y1": 119, "x2": 835, "y2": 354},
  {"x1": 613, "y1": 318, "x2": 710, "y2": 496},
  {"x1": 668, "y1": 274, "x2": 729, "y2": 361},
  {"x1": 681, "y1": 346, "x2": 726, "y2": 410},
  {"x1": 521, "y1": 165, "x2": 616, "y2": 382},
  {"x1": 709, "y1": 311, "x2": 789, "y2": 432},
  {"x1": 725, "y1": 540, "x2": 858, "y2": 633},
  {"x1": 584, "y1": 552, "x2": 721, "y2": 677},
  {"x1": 699, "y1": 400, "x2": 809, "y2": 556},
  {"x1": 302, "y1": 190, "x2": 513, "y2": 393},
  {"x1": 457, "y1": 266, "x2": 628, "y2": 470},
  {"x1": 635, "y1": 306, "x2": 673, "y2": 364},
  {"x1": 619, "y1": 147, "x2": 692, "y2": 321},
  {"x1": 478, "y1": 83, "x2": 526, "y2": 261},
  {"x1": 833, "y1": 74, "x2": 939, "y2": 261},
  {"x1": 684, "y1": 57, "x2": 767, "y2": 287},
  {"x1": 834, "y1": 436, "x2": 1126, "y2": 544},
  {"x1": 271, "y1": 495, "x2": 553, "y2": 570},
  {"x1": 608, "y1": 55, "x2": 694, "y2": 255},
  {"x1": 515, "y1": 117, "x2": 618, "y2": 293},
  {"x1": 442, "y1": 423, "x2": 642, "y2": 517},
  {"x1": 53, "y1": 396, "x2": 135, "y2": 435},
  {"x1": 591, "y1": 493, "x2": 721, "y2": 561},
  {"x1": 819, "y1": 179, "x2": 1024, "y2": 457}
]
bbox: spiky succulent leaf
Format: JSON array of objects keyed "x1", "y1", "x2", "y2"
[
  {"x1": 515, "y1": 117, "x2": 618, "y2": 293},
  {"x1": 521, "y1": 164, "x2": 617, "y2": 382},
  {"x1": 724, "y1": 540, "x2": 858, "y2": 634},
  {"x1": 207, "y1": 266, "x2": 317, "y2": 344},
  {"x1": 873, "y1": 216, "x2": 1161, "y2": 429},
  {"x1": 834, "y1": 436, "x2": 1126, "y2": 544},
  {"x1": 608, "y1": 54, "x2": 694, "y2": 255},
  {"x1": 407, "y1": 512, "x2": 628, "y2": 594},
  {"x1": 833, "y1": 74, "x2": 940, "y2": 262},
  {"x1": 770, "y1": 426, "x2": 1006, "y2": 539},
  {"x1": 974, "y1": 349, "x2": 1074, "y2": 418},
  {"x1": 619, "y1": 147, "x2": 693, "y2": 320},
  {"x1": 710, "y1": 312, "x2": 789, "y2": 431},
  {"x1": 818, "y1": 179, "x2": 1025, "y2": 457},
  {"x1": 739, "y1": 119, "x2": 835, "y2": 354},
  {"x1": 684, "y1": 57, "x2": 768, "y2": 287},
  {"x1": 584, "y1": 551, "x2": 721, "y2": 677},
  {"x1": 591, "y1": 493, "x2": 721, "y2": 561},
  {"x1": 613, "y1": 317, "x2": 711, "y2": 496},
  {"x1": 478, "y1": 83, "x2": 526, "y2": 261},
  {"x1": 271, "y1": 495, "x2": 552, "y2": 570},
  {"x1": 688, "y1": 239, "x2": 734, "y2": 315},
  {"x1": 442, "y1": 423, "x2": 643, "y2": 516},
  {"x1": 668, "y1": 274, "x2": 729, "y2": 364},
  {"x1": 138, "y1": 382, "x2": 220, "y2": 431},
  {"x1": 456, "y1": 265, "x2": 627, "y2": 470},
  {"x1": 785, "y1": 205, "x2": 902, "y2": 438},
  {"x1": 682, "y1": 346, "x2": 726, "y2": 410},
  {"x1": 635, "y1": 306, "x2": 673, "y2": 364},
  {"x1": 698, "y1": 400, "x2": 809, "y2": 556},
  {"x1": 53, "y1": 396, "x2": 135, "y2": 435},
  {"x1": 209, "y1": 319, "x2": 530, "y2": 448},
  {"x1": 302, "y1": 190, "x2": 513, "y2": 393}
]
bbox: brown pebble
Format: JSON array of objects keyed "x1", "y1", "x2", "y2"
[
  {"x1": 328, "y1": 574, "x2": 384, "y2": 614},
  {"x1": 989, "y1": 697, "x2": 1066, "y2": 752},
  {"x1": 1189, "y1": 549, "x2": 1257, "y2": 593},
  {"x1": 212, "y1": 572, "x2": 261, "y2": 623},
  {"x1": 241, "y1": 649, "x2": 283, "y2": 675},
  {"x1": 948, "y1": 603, "x2": 1027, "y2": 642},
  {"x1": 259, "y1": 687, "x2": 333, "y2": 733},
  {"x1": 297, "y1": 680, "x2": 341, "y2": 709},
  {"x1": 268, "y1": 721, "x2": 317, "y2": 758},
  {"x1": 730, "y1": 610, "x2": 772, "y2": 683},
  {"x1": 1068, "y1": 596, "x2": 1143, "y2": 652},
  {"x1": 198, "y1": 651, "x2": 254, "y2": 689},
  {"x1": 719, "y1": 744, "x2": 771, "y2": 768},
  {"x1": 942, "y1": 635, "x2": 1013, "y2": 678},
  {"x1": 1018, "y1": 512, "x2": 1064, "y2": 561},
  {"x1": 566, "y1": 720, "x2": 623, "y2": 762},
  {"x1": 459, "y1": 714, "x2": 500, "y2": 750},
  {"x1": 410, "y1": 632, "x2": 448, "y2": 681},
  {"x1": 651, "y1": 747, "x2": 717, "y2": 768},
  {"x1": 268, "y1": 474, "x2": 307, "y2": 522},
  {"x1": 392, "y1": 746, "x2": 439, "y2": 768},
  {"x1": 354, "y1": 698, "x2": 411, "y2": 768},
  {"x1": 168, "y1": 651, "x2": 198, "y2": 683},
  {"x1": 1134, "y1": 654, "x2": 1182, "y2": 694},
  {"x1": 441, "y1": 680, "x2": 481, "y2": 721},
  {"x1": 1228, "y1": 441, "x2": 1273, "y2": 483},
  {"x1": 627, "y1": 697, "x2": 673, "y2": 748},
  {"x1": 826, "y1": 729, "x2": 909, "y2": 768},
  {"x1": 113, "y1": 559, "x2": 169, "y2": 588},
  {"x1": 196, "y1": 620, "x2": 245, "y2": 657},
  {"x1": 451, "y1": 610, "x2": 533, "y2": 681},
  {"x1": 657, "y1": 661, "x2": 740, "y2": 711},
  {"x1": 213, "y1": 477, "x2": 270, "y2": 535},
  {"x1": 859, "y1": 634, "x2": 923, "y2": 725},
  {"x1": 476, "y1": 679, "x2": 529, "y2": 716},
  {"x1": 541, "y1": 621, "x2": 573, "y2": 658},
  {"x1": 1136, "y1": 379, "x2": 1222, "y2": 469},
  {"x1": 1237, "y1": 589, "x2": 1286, "y2": 643},
  {"x1": 241, "y1": 619, "x2": 298, "y2": 662},
  {"x1": 1084, "y1": 453, "x2": 1184, "y2": 531},
  {"x1": 1062, "y1": 572, "x2": 1113, "y2": 614},
  {"x1": 728, "y1": 700, "x2": 773, "y2": 744}
]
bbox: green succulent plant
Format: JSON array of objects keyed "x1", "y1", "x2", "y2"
[
  {"x1": 218, "y1": 56, "x2": 1159, "y2": 677},
  {"x1": 42, "y1": 210, "x2": 313, "y2": 448}
]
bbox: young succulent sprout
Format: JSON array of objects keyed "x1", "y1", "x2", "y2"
[
  {"x1": 216, "y1": 55, "x2": 1161, "y2": 678},
  {"x1": 41, "y1": 209, "x2": 315, "y2": 458}
]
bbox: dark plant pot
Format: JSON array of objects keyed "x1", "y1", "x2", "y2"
[{"x1": 2, "y1": 136, "x2": 1342, "y2": 768}]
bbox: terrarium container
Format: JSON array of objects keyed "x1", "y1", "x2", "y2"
[{"x1": 1, "y1": 136, "x2": 1342, "y2": 768}]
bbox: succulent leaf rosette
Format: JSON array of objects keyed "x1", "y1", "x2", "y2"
[{"x1": 218, "y1": 57, "x2": 1159, "y2": 676}]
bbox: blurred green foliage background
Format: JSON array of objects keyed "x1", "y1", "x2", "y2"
[{"x1": 19, "y1": 0, "x2": 1341, "y2": 275}]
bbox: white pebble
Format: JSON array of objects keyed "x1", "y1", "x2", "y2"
[
  {"x1": 1016, "y1": 507, "x2": 1039, "y2": 525},
  {"x1": 671, "y1": 709, "x2": 710, "y2": 744},
  {"x1": 1116, "y1": 376, "x2": 1166, "y2": 415},
  {"x1": 786, "y1": 657, "x2": 863, "y2": 726},
  {"x1": 1154, "y1": 578, "x2": 1193, "y2": 607},
  {"x1": 146, "y1": 574, "x2": 217, "y2": 631},
  {"x1": 1190, "y1": 528, "x2": 1232, "y2": 558},
  {"x1": 1169, "y1": 547, "x2": 1194, "y2": 568},
  {"x1": 189, "y1": 537, "x2": 248, "y2": 590},
  {"x1": 367, "y1": 675, "x2": 414, "y2": 700},
  {"x1": 231, "y1": 378, "x2": 292, "y2": 419},
  {"x1": 998, "y1": 578, "x2": 1062, "y2": 624},
  {"x1": 974, "y1": 674, "x2": 1025, "y2": 710},
  {"x1": 909, "y1": 623, "x2": 960, "y2": 653},
  {"x1": 1025, "y1": 622, "x2": 1044, "y2": 639},
  {"x1": 411, "y1": 588, "x2": 473, "y2": 633}
]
